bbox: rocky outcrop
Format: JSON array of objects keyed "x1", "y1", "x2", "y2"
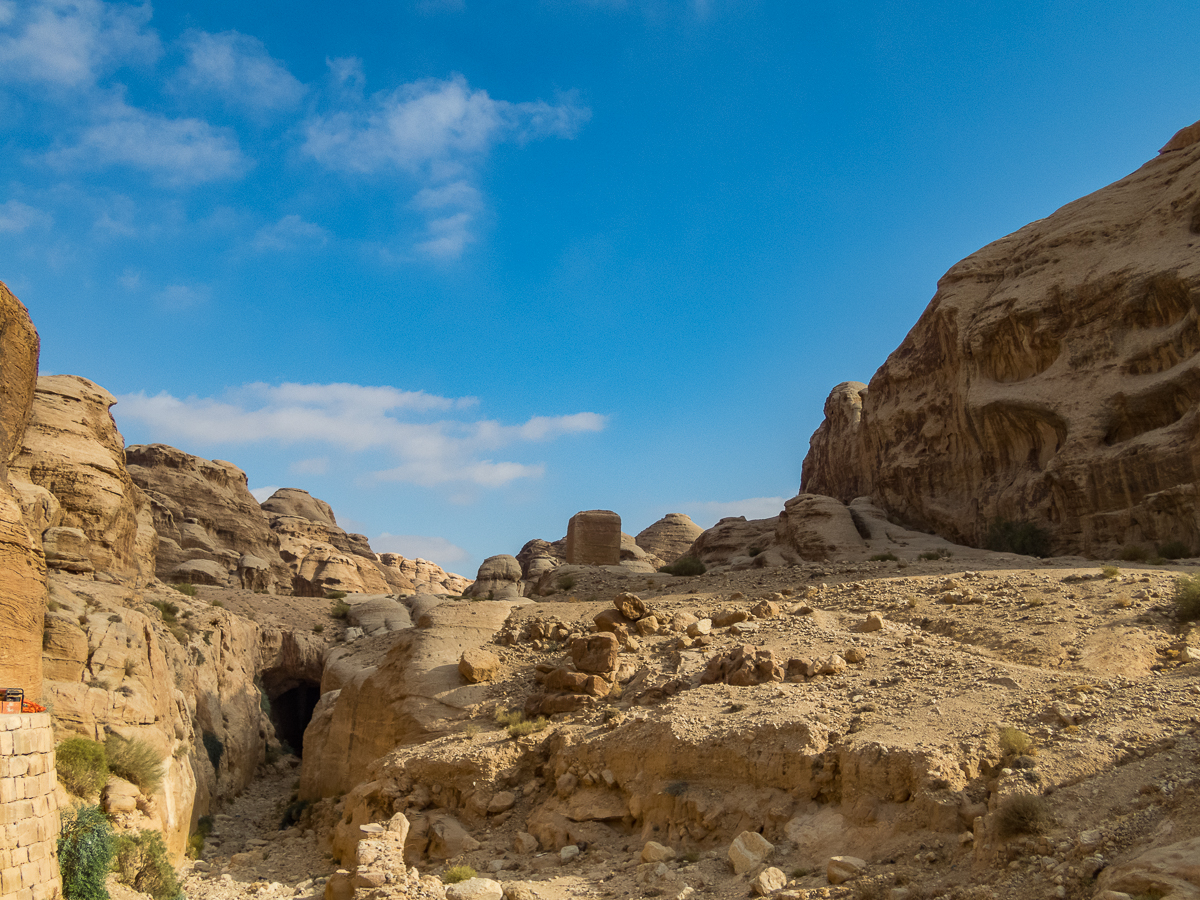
[
  {"x1": 11, "y1": 375, "x2": 157, "y2": 586},
  {"x1": 300, "y1": 599, "x2": 520, "y2": 799},
  {"x1": 565, "y1": 510, "x2": 621, "y2": 565},
  {"x1": 463, "y1": 554, "x2": 523, "y2": 599},
  {"x1": 263, "y1": 488, "x2": 469, "y2": 596},
  {"x1": 126, "y1": 444, "x2": 293, "y2": 591},
  {"x1": 635, "y1": 513, "x2": 703, "y2": 565},
  {"x1": 0, "y1": 281, "x2": 46, "y2": 697},
  {"x1": 802, "y1": 122, "x2": 1200, "y2": 557}
]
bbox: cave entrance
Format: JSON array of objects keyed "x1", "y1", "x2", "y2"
[{"x1": 263, "y1": 678, "x2": 321, "y2": 757}]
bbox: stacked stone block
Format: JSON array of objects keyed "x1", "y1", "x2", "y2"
[{"x1": 0, "y1": 713, "x2": 61, "y2": 900}]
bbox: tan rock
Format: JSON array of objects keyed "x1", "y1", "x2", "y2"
[
  {"x1": 635, "y1": 513, "x2": 704, "y2": 565},
  {"x1": 572, "y1": 633, "x2": 620, "y2": 674},
  {"x1": 513, "y1": 832, "x2": 539, "y2": 854},
  {"x1": 459, "y1": 648, "x2": 502, "y2": 683},
  {"x1": 642, "y1": 840, "x2": 675, "y2": 863},
  {"x1": 826, "y1": 856, "x2": 867, "y2": 884},
  {"x1": 801, "y1": 127, "x2": 1200, "y2": 557},
  {"x1": 753, "y1": 867, "x2": 787, "y2": 895},
  {"x1": 613, "y1": 591, "x2": 648, "y2": 620},
  {"x1": 565, "y1": 510, "x2": 621, "y2": 565},
  {"x1": 427, "y1": 813, "x2": 481, "y2": 859},
  {"x1": 464, "y1": 554, "x2": 523, "y2": 599},
  {"x1": 446, "y1": 878, "x2": 504, "y2": 900},
  {"x1": 729, "y1": 831, "x2": 774, "y2": 875}
]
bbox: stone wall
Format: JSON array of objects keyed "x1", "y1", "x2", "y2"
[{"x1": 0, "y1": 712, "x2": 61, "y2": 900}]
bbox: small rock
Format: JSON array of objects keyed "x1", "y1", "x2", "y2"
[
  {"x1": 753, "y1": 866, "x2": 787, "y2": 896},
  {"x1": 445, "y1": 877, "x2": 505, "y2": 900},
  {"x1": 750, "y1": 600, "x2": 780, "y2": 618},
  {"x1": 614, "y1": 592, "x2": 648, "y2": 620},
  {"x1": 686, "y1": 618, "x2": 712, "y2": 638},
  {"x1": 488, "y1": 791, "x2": 516, "y2": 814},
  {"x1": 826, "y1": 855, "x2": 867, "y2": 884},
  {"x1": 513, "y1": 832, "x2": 539, "y2": 854},
  {"x1": 459, "y1": 648, "x2": 502, "y2": 683},
  {"x1": 729, "y1": 831, "x2": 774, "y2": 875},
  {"x1": 642, "y1": 841, "x2": 676, "y2": 863},
  {"x1": 559, "y1": 844, "x2": 580, "y2": 863},
  {"x1": 856, "y1": 613, "x2": 885, "y2": 633}
]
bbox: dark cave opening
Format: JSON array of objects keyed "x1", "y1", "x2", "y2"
[{"x1": 269, "y1": 681, "x2": 321, "y2": 756}]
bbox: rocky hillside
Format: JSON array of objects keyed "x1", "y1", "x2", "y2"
[{"x1": 802, "y1": 120, "x2": 1200, "y2": 559}]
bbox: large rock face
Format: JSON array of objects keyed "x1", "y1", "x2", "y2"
[
  {"x1": 11, "y1": 375, "x2": 157, "y2": 585},
  {"x1": 0, "y1": 281, "x2": 46, "y2": 696},
  {"x1": 802, "y1": 122, "x2": 1200, "y2": 556},
  {"x1": 126, "y1": 444, "x2": 293, "y2": 591},
  {"x1": 565, "y1": 509, "x2": 621, "y2": 565}
]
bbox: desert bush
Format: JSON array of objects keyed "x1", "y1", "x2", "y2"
[
  {"x1": 113, "y1": 829, "x2": 183, "y2": 900},
  {"x1": 985, "y1": 518, "x2": 1051, "y2": 558},
  {"x1": 1120, "y1": 545, "x2": 1150, "y2": 562},
  {"x1": 58, "y1": 804, "x2": 115, "y2": 900},
  {"x1": 325, "y1": 590, "x2": 347, "y2": 600},
  {"x1": 170, "y1": 583, "x2": 196, "y2": 597},
  {"x1": 1174, "y1": 574, "x2": 1200, "y2": 622},
  {"x1": 659, "y1": 556, "x2": 706, "y2": 576},
  {"x1": 105, "y1": 734, "x2": 164, "y2": 796},
  {"x1": 996, "y1": 794, "x2": 1050, "y2": 837},
  {"x1": 1158, "y1": 540, "x2": 1191, "y2": 560},
  {"x1": 330, "y1": 599, "x2": 351, "y2": 619},
  {"x1": 869, "y1": 552, "x2": 898, "y2": 562},
  {"x1": 56, "y1": 738, "x2": 110, "y2": 797},
  {"x1": 1101, "y1": 565, "x2": 1120, "y2": 579},
  {"x1": 919, "y1": 549, "x2": 952, "y2": 560},
  {"x1": 186, "y1": 815, "x2": 213, "y2": 859},
  {"x1": 998, "y1": 726, "x2": 1034, "y2": 757},
  {"x1": 494, "y1": 708, "x2": 548, "y2": 738},
  {"x1": 312, "y1": 623, "x2": 325, "y2": 634},
  {"x1": 280, "y1": 799, "x2": 310, "y2": 829},
  {"x1": 556, "y1": 574, "x2": 576, "y2": 591},
  {"x1": 202, "y1": 731, "x2": 224, "y2": 771},
  {"x1": 150, "y1": 600, "x2": 180, "y2": 624},
  {"x1": 444, "y1": 865, "x2": 477, "y2": 884}
]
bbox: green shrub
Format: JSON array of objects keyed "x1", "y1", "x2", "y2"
[
  {"x1": 186, "y1": 815, "x2": 213, "y2": 859},
  {"x1": 985, "y1": 518, "x2": 1051, "y2": 558},
  {"x1": 202, "y1": 731, "x2": 224, "y2": 771},
  {"x1": 869, "y1": 552, "x2": 898, "y2": 562},
  {"x1": 280, "y1": 799, "x2": 310, "y2": 829},
  {"x1": 996, "y1": 794, "x2": 1050, "y2": 837},
  {"x1": 104, "y1": 734, "x2": 163, "y2": 796},
  {"x1": 493, "y1": 708, "x2": 548, "y2": 738},
  {"x1": 1101, "y1": 565, "x2": 1120, "y2": 579},
  {"x1": 56, "y1": 738, "x2": 110, "y2": 797},
  {"x1": 113, "y1": 830, "x2": 183, "y2": 900},
  {"x1": 58, "y1": 804, "x2": 115, "y2": 900},
  {"x1": 1120, "y1": 545, "x2": 1150, "y2": 562},
  {"x1": 312, "y1": 623, "x2": 325, "y2": 634},
  {"x1": 170, "y1": 583, "x2": 196, "y2": 597},
  {"x1": 919, "y1": 549, "x2": 952, "y2": 560},
  {"x1": 659, "y1": 556, "x2": 706, "y2": 576},
  {"x1": 330, "y1": 599, "x2": 351, "y2": 620},
  {"x1": 150, "y1": 600, "x2": 180, "y2": 624},
  {"x1": 556, "y1": 574, "x2": 576, "y2": 591},
  {"x1": 1158, "y1": 540, "x2": 1191, "y2": 560},
  {"x1": 1174, "y1": 574, "x2": 1200, "y2": 622},
  {"x1": 998, "y1": 726, "x2": 1034, "y2": 757},
  {"x1": 444, "y1": 865, "x2": 477, "y2": 884},
  {"x1": 325, "y1": 590, "x2": 348, "y2": 600}
]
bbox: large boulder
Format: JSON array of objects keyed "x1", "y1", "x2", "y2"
[
  {"x1": 802, "y1": 122, "x2": 1200, "y2": 557},
  {"x1": 464, "y1": 554, "x2": 522, "y2": 599},
  {"x1": 0, "y1": 281, "x2": 46, "y2": 697},
  {"x1": 11, "y1": 375, "x2": 157, "y2": 585}
]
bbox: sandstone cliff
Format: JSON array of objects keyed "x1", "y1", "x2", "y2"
[
  {"x1": 802, "y1": 120, "x2": 1200, "y2": 557},
  {"x1": 0, "y1": 281, "x2": 46, "y2": 697},
  {"x1": 126, "y1": 443, "x2": 294, "y2": 591}
]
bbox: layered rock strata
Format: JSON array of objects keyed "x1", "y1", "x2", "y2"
[{"x1": 802, "y1": 121, "x2": 1200, "y2": 557}]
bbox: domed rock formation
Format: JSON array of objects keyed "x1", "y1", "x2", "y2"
[
  {"x1": 635, "y1": 513, "x2": 704, "y2": 564},
  {"x1": 802, "y1": 121, "x2": 1200, "y2": 557}
]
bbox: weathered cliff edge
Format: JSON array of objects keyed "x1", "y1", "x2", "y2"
[{"x1": 802, "y1": 121, "x2": 1200, "y2": 557}]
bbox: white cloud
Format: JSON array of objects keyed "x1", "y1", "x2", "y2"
[
  {"x1": 0, "y1": 0, "x2": 160, "y2": 87},
  {"x1": 46, "y1": 97, "x2": 246, "y2": 185},
  {"x1": 113, "y1": 381, "x2": 606, "y2": 489},
  {"x1": 154, "y1": 283, "x2": 209, "y2": 311},
  {"x1": 118, "y1": 268, "x2": 140, "y2": 288},
  {"x1": 303, "y1": 71, "x2": 589, "y2": 259},
  {"x1": 251, "y1": 215, "x2": 329, "y2": 252},
  {"x1": 0, "y1": 200, "x2": 53, "y2": 233},
  {"x1": 176, "y1": 30, "x2": 305, "y2": 114},
  {"x1": 686, "y1": 497, "x2": 788, "y2": 527},
  {"x1": 290, "y1": 457, "x2": 328, "y2": 476},
  {"x1": 373, "y1": 532, "x2": 469, "y2": 566}
]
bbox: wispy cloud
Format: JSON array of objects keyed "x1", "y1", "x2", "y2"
[
  {"x1": 114, "y1": 382, "x2": 607, "y2": 489},
  {"x1": 303, "y1": 70, "x2": 589, "y2": 258},
  {"x1": 0, "y1": 199, "x2": 53, "y2": 232},
  {"x1": 373, "y1": 532, "x2": 469, "y2": 565},
  {"x1": 251, "y1": 214, "x2": 329, "y2": 252},
  {"x1": 154, "y1": 283, "x2": 209, "y2": 311},
  {"x1": 45, "y1": 96, "x2": 246, "y2": 185},
  {"x1": 0, "y1": 0, "x2": 160, "y2": 88},
  {"x1": 175, "y1": 30, "x2": 305, "y2": 115}
]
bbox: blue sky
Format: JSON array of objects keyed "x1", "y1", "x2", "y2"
[{"x1": 3, "y1": 0, "x2": 1198, "y2": 576}]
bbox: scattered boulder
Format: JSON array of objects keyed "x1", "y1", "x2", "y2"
[
  {"x1": 827, "y1": 856, "x2": 867, "y2": 884},
  {"x1": 459, "y1": 648, "x2": 502, "y2": 683},
  {"x1": 613, "y1": 592, "x2": 648, "y2": 620},
  {"x1": 753, "y1": 867, "x2": 787, "y2": 895},
  {"x1": 729, "y1": 831, "x2": 774, "y2": 875},
  {"x1": 572, "y1": 633, "x2": 620, "y2": 674},
  {"x1": 465, "y1": 554, "x2": 523, "y2": 599},
  {"x1": 446, "y1": 877, "x2": 504, "y2": 900}
]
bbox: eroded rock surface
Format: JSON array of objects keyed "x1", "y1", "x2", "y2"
[{"x1": 802, "y1": 125, "x2": 1200, "y2": 557}]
